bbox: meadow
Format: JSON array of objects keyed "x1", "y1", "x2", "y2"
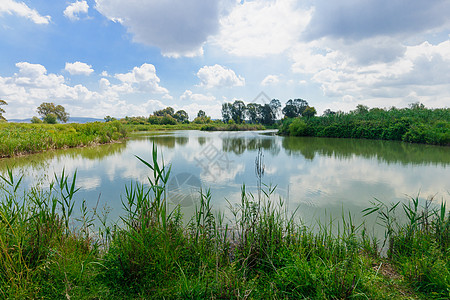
[
  {"x1": 0, "y1": 121, "x2": 127, "y2": 158},
  {"x1": 0, "y1": 146, "x2": 448, "y2": 299}
]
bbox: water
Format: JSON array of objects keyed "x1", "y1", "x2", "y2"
[{"x1": 1, "y1": 130, "x2": 449, "y2": 227}]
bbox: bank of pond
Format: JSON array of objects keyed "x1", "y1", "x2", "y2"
[
  {"x1": 280, "y1": 106, "x2": 449, "y2": 146},
  {"x1": 0, "y1": 147, "x2": 448, "y2": 299}
]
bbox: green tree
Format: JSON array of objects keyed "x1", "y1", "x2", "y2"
[
  {"x1": 104, "y1": 116, "x2": 116, "y2": 122},
  {"x1": 31, "y1": 116, "x2": 42, "y2": 123},
  {"x1": 353, "y1": 104, "x2": 369, "y2": 115},
  {"x1": 231, "y1": 100, "x2": 246, "y2": 124},
  {"x1": 323, "y1": 109, "x2": 336, "y2": 116},
  {"x1": 246, "y1": 103, "x2": 262, "y2": 124},
  {"x1": 0, "y1": 99, "x2": 7, "y2": 121},
  {"x1": 174, "y1": 110, "x2": 189, "y2": 123},
  {"x1": 197, "y1": 110, "x2": 206, "y2": 118},
  {"x1": 154, "y1": 107, "x2": 175, "y2": 117},
  {"x1": 282, "y1": 99, "x2": 309, "y2": 118},
  {"x1": 270, "y1": 99, "x2": 281, "y2": 119},
  {"x1": 37, "y1": 102, "x2": 69, "y2": 123},
  {"x1": 222, "y1": 102, "x2": 232, "y2": 123},
  {"x1": 261, "y1": 104, "x2": 276, "y2": 125},
  {"x1": 43, "y1": 113, "x2": 57, "y2": 124},
  {"x1": 303, "y1": 106, "x2": 317, "y2": 118}
]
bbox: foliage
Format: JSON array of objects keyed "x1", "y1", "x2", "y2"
[
  {"x1": 30, "y1": 116, "x2": 42, "y2": 124},
  {"x1": 282, "y1": 98, "x2": 309, "y2": 118},
  {"x1": 0, "y1": 121, "x2": 127, "y2": 157},
  {"x1": 153, "y1": 107, "x2": 175, "y2": 117},
  {"x1": 231, "y1": 100, "x2": 246, "y2": 124},
  {"x1": 280, "y1": 104, "x2": 450, "y2": 146},
  {"x1": 0, "y1": 99, "x2": 7, "y2": 121},
  {"x1": 37, "y1": 102, "x2": 69, "y2": 123},
  {"x1": 174, "y1": 110, "x2": 189, "y2": 123}
]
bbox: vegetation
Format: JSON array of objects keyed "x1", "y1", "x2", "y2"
[
  {"x1": 36, "y1": 102, "x2": 70, "y2": 123},
  {"x1": 0, "y1": 146, "x2": 448, "y2": 299},
  {"x1": 0, "y1": 121, "x2": 127, "y2": 158},
  {"x1": 280, "y1": 103, "x2": 450, "y2": 146},
  {"x1": 0, "y1": 99, "x2": 7, "y2": 122}
]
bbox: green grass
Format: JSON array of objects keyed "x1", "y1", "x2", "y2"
[
  {"x1": 0, "y1": 121, "x2": 127, "y2": 158},
  {"x1": 0, "y1": 145, "x2": 448, "y2": 299}
]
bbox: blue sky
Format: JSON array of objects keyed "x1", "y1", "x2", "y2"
[{"x1": 1, "y1": 0, "x2": 449, "y2": 120}]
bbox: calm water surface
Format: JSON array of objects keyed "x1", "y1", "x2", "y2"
[{"x1": 1, "y1": 130, "x2": 449, "y2": 226}]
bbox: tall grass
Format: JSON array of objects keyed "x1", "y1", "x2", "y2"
[
  {"x1": 0, "y1": 145, "x2": 448, "y2": 298},
  {"x1": 0, "y1": 121, "x2": 127, "y2": 157}
]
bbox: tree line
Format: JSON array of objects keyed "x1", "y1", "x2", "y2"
[{"x1": 221, "y1": 99, "x2": 316, "y2": 125}]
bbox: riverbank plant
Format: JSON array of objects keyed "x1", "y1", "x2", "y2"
[
  {"x1": 0, "y1": 145, "x2": 448, "y2": 298},
  {"x1": 280, "y1": 106, "x2": 450, "y2": 146},
  {"x1": 0, "y1": 121, "x2": 127, "y2": 157}
]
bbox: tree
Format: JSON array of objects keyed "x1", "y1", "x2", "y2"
[
  {"x1": 261, "y1": 104, "x2": 276, "y2": 125},
  {"x1": 0, "y1": 99, "x2": 7, "y2": 121},
  {"x1": 269, "y1": 99, "x2": 281, "y2": 119},
  {"x1": 222, "y1": 103, "x2": 232, "y2": 123},
  {"x1": 353, "y1": 104, "x2": 369, "y2": 115},
  {"x1": 104, "y1": 116, "x2": 116, "y2": 122},
  {"x1": 303, "y1": 106, "x2": 317, "y2": 118},
  {"x1": 43, "y1": 113, "x2": 58, "y2": 124},
  {"x1": 174, "y1": 110, "x2": 189, "y2": 123},
  {"x1": 231, "y1": 100, "x2": 246, "y2": 124},
  {"x1": 323, "y1": 109, "x2": 336, "y2": 116},
  {"x1": 246, "y1": 103, "x2": 262, "y2": 124},
  {"x1": 409, "y1": 102, "x2": 425, "y2": 110},
  {"x1": 197, "y1": 110, "x2": 206, "y2": 118},
  {"x1": 282, "y1": 99, "x2": 309, "y2": 118},
  {"x1": 31, "y1": 116, "x2": 42, "y2": 123},
  {"x1": 37, "y1": 102, "x2": 69, "y2": 123},
  {"x1": 154, "y1": 107, "x2": 175, "y2": 117}
]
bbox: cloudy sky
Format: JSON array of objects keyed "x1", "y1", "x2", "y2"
[{"x1": 1, "y1": 0, "x2": 449, "y2": 120}]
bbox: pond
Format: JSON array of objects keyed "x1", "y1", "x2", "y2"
[{"x1": 1, "y1": 130, "x2": 449, "y2": 228}]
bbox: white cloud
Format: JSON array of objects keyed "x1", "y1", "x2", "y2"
[
  {"x1": 0, "y1": 62, "x2": 174, "y2": 119},
  {"x1": 261, "y1": 75, "x2": 280, "y2": 86},
  {"x1": 95, "y1": 0, "x2": 222, "y2": 57},
  {"x1": 197, "y1": 64, "x2": 245, "y2": 88},
  {"x1": 213, "y1": 0, "x2": 312, "y2": 56},
  {"x1": 65, "y1": 61, "x2": 94, "y2": 76},
  {"x1": 64, "y1": 1, "x2": 89, "y2": 21},
  {"x1": 180, "y1": 90, "x2": 216, "y2": 103},
  {"x1": 114, "y1": 63, "x2": 169, "y2": 95},
  {"x1": 290, "y1": 39, "x2": 450, "y2": 109},
  {"x1": 0, "y1": 0, "x2": 51, "y2": 24}
]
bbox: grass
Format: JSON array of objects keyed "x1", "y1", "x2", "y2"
[
  {"x1": 0, "y1": 121, "x2": 127, "y2": 158},
  {"x1": 0, "y1": 145, "x2": 448, "y2": 298}
]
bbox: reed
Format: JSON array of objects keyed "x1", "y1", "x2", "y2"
[{"x1": 0, "y1": 145, "x2": 448, "y2": 298}]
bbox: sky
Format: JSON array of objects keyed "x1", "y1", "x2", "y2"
[{"x1": 0, "y1": 0, "x2": 449, "y2": 120}]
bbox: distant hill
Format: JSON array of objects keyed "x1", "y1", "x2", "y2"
[{"x1": 8, "y1": 117, "x2": 105, "y2": 123}]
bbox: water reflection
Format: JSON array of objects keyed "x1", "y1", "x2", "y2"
[
  {"x1": 282, "y1": 136, "x2": 449, "y2": 166},
  {"x1": 0, "y1": 130, "x2": 448, "y2": 227}
]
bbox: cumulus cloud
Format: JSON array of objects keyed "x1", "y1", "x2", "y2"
[
  {"x1": 0, "y1": 0, "x2": 51, "y2": 24},
  {"x1": 0, "y1": 62, "x2": 173, "y2": 119},
  {"x1": 64, "y1": 0, "x2": 89, "y2": 21},
  {"x1": 180, "y1": 90, "x2": 216, "y2": 103},
  {"x1": 197, "y1": 64, "x2": 245, "y2": 88},
  {"x1": 261, "y1": 75, "x2": 280, "y2": 86},
  {"x1": 291, "y1": 39, "x2": 450, "y2": 109},
  {"x1": 213, "y1": 0, "x2": 312, "y2": 56},
  {"x1": 114, "y1": 63, "x2": 169, "y2": 95},
  {"x1": 305, "y1": 0, "x2": 450, "y2": 41},
  {"x1": 65, "y1": 61, "x2": 94, "y2": 76},
  {"x1": 95, "y1": 0, "x2": 222, "y2": 57}
]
